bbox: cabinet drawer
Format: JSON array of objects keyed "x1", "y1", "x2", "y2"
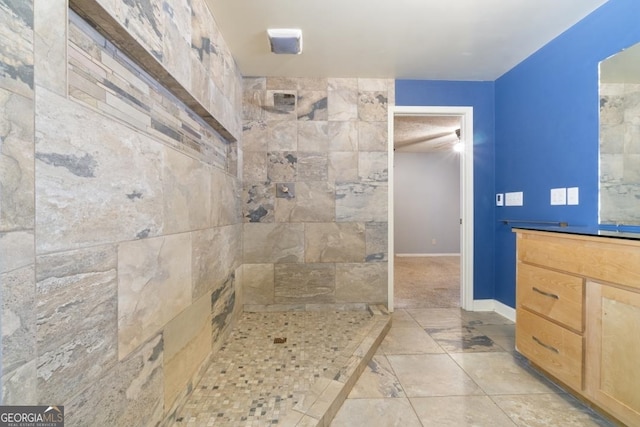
[
  {"x1": 517, "y1": 231, "x2": 640, "y2": 290},
  {"x1": 518, "y1": 263, "x2": 584, "y2": 332},
  {"x1": 516, "y1": 309, "x2": 583, "y2": 391}
]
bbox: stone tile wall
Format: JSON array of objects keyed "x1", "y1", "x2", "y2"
[
  {"x1": 0, "y1": 0, "x2": 35, "y2": 406},
  {"x1": 600, "y1": 82, "x2": 640, "y2": 224},
  {"x1": 242, "y1": 77, "x2": 393, "y2": 309},
  {"x1": 1, "y1": 1, "x2": 243, "y2": 426}
]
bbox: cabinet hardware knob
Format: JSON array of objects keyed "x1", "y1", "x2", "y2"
[
  {"x1": 532, "y1": 287, "x2": 559, "y2": 300},
  {"x1": 532, "y1": 336, "x2": 560, "y2": 354}
]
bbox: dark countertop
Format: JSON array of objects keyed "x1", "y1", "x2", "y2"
[{"x1": 511, "y1": 224, "x2": 640, "y2": 241}]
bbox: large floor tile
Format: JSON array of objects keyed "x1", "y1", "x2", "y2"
[
  {"x1": 330, "y1": 398, "x2": 422, "y2": 427},
  {"x1": 410, "y1": 396, "x2": 517, "y2": 427},
  {"x1": 380, "y1": 326, "x2": 444, "y2": 355},
  {"x1": 405, "y1": 308, "x2": 464, "y2": 329},
  {"x1": 390, "y1": 309, "x2": 419, "y2": 328},
  {"x1": 427, "y1": 325, "x2": 504, "y2": 353},
  {"x1": 492, "y1": 393, "x2": 616, "y2": 427},
  {"x1": 461, "y1": 310, "x2": 514, "y2": 325},
  {"x1": 450, "y1": 352, "x2": 560, "y2": 395},
  {"x1": 475, "y1": 324, "x2": 517, "y2": 352},
  {"x1": 348, "y1": 356, "x2": 405, "y2": 399},
  {"x1": 490, "y1": 334, "x2": 516, "y2": 352},
  {"x1": 474, "y1": 323, "x2": 516, "y2": 337},
  {"x1": 387, "y1": 354, "x2": 483, "y2": 397}
]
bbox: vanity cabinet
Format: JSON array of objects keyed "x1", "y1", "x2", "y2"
[{"x1": 515, "y1": 229, "x2": 640, "y2": 426}]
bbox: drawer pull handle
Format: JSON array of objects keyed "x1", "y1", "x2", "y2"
[
  {"x1": 532, "y1": 287, "x2": 559, "y2": 300},
  {"x1": 532, "y1": 336, "x2": 560, "y2": 354}
]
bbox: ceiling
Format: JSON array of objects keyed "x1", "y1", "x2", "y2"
[
  {"x1": 205, "y1": 0, "x2": 608, "y2": 80},
  {"x1": 600, "y1": 40, "x2": 640, "y2": 84},
  {"x1": 394, "y1": 116, "x2": 461, "y2": 153}
]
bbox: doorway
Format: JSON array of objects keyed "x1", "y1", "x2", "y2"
[
  {"x1": 387, "y1": 106, "x2": 474, "y2": 311},
  {"x1": 394, "y1": 115, "x2": 461, "y2": 309}
]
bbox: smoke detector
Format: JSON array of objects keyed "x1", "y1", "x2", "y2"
[{"x1": 267, "y1": 29, "x2": 303, "y2": 54}]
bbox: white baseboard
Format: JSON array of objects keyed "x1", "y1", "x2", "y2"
[
  {"x1": 395, "y1": 253, "x2": 461, "y2": 257},
  {"x1": 494, "y1": 300, "x2": 516, "y2": 322},
  {"x1": 472, "y1": 299, "x2": 516, "y2": 322},
  {"x1": 471, "y1": 299, "x2": 495, "y2": 311}
]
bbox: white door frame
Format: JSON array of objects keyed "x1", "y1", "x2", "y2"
[{"x1": 388, "y1": 106, "x2": 474, "y2": 311}]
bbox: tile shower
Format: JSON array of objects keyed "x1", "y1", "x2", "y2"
[
  {"x1": 0, "y1": 0, "x2": 392, "y2": 425},
  {"x1": 241, "y1": 76, "x2": 392, "y2": 310}
]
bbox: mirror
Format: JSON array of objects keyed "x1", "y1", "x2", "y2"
[{"x1": 599, "y1": 41, "x2": 640, "y2": 225}]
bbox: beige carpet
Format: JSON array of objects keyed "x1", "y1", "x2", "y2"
[{"x1": 394, "y1": 256, "x2": 460, "y2": 309}]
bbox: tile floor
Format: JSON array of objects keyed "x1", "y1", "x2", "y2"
[
  {"x1": 331, "y1": 308, "x2": 615, "y2": 427},
  {"x1": 174, "y1": 310, "x2": 385, "y2": 426}
]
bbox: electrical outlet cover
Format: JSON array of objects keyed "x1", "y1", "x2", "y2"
[
  {"x1": 568, "y1": 187, "x2": 579, "y2": 205},
  {"x1": 505, "y1": 192, "x2": 523, "y2": 206},
  {"x1": 551, "y1": 188, "x2": 567, "y2": 205}
]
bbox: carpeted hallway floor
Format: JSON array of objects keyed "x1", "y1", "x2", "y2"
[{"x1": 394, "y1": 256, "x2": 460, "y2": 309}]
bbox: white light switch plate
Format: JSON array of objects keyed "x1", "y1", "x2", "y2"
[
  {"x1": 551, "y1": 188, "x2": 567, "y2": 205},
  {"x1": 505, "y1": 191, "x2": 523, "y2": 206},
  {"x1": 496, "y1": 193, "x2": 504, "y2": 206},
  {"x1": 567, "y1": 187, "x2": 579, "y2": 205}
]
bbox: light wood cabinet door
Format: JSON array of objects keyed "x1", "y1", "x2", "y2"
[{"x1": 586, "y1": 281, "x2": 640, "y2": 427}]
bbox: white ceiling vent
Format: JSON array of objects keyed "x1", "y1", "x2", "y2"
[{"x1": 267, "y1": 29, "x2": 303, "y2": 54}]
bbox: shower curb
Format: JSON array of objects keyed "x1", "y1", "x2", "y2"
[{"x1": 277, "y1": 305, "x2": 392, "y2": 427}]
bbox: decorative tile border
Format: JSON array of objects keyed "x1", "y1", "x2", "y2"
[
  {"x1": 69, "y1": 0, "x2": 239, "y2": 140},
  {"x1": 67, "y1": 9, "x2": 235, "y2": 172}
]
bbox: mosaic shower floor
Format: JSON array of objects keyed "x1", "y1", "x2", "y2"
[{"x1": 173, "y1": 307, "x2": 390, "y2": 426}]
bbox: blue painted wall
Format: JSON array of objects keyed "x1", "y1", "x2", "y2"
[
  {"x1": 395, "y1": 80, "x2": 496, "y2": 300},
  {"x1": 494, "y1": 0, "x2": 640, "y2": 307},
  {"x1": 396, "y1": 0, "x2": 640, "y2": 308}
]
